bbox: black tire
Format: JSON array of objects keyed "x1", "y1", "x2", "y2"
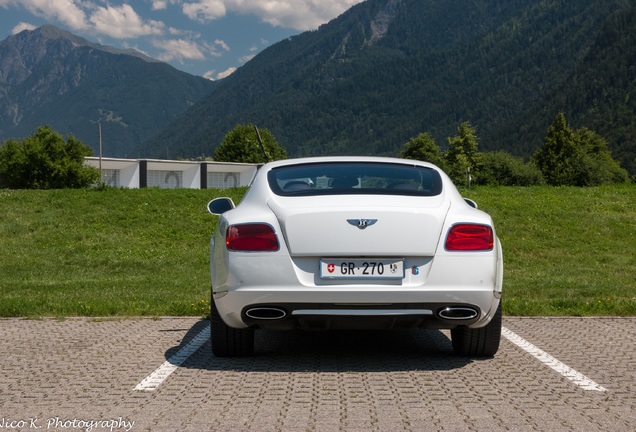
[
  {"x1": 210, "y1": 296, "x2": 254, "y2": 357},
  {"x1": 451, "y1": 302, "x2": 502, "y2": 357}
]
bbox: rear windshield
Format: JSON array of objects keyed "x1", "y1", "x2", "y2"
[{"x1": 268, "y1": 162, "x2": 443, "y2": 197}]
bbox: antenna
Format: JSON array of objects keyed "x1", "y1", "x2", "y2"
[{"x1": 253, "y1": 124, "x2": 270, "y2": 162}]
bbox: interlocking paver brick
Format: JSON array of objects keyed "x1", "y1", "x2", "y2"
[{"x1": 0, "y1": 317, "x2": 634, "y2": 431}]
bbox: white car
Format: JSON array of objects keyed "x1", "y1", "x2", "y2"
[{"x1": 207, "y1": 156, "x2": 503, "y2": 357}]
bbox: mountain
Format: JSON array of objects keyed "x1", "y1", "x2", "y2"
[
  {"x1": 0, "y1": 25, "x2": 215, "y2": 157},
  {"x1": 143, "y1": 0, "x2": 636, "y2": 174}
]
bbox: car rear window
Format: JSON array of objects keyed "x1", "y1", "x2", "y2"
[{"x1": 268, "y1": 162, "x2": 443, "y2": 197}]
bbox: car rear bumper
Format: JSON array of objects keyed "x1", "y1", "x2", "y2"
[
  {"x1": 214, "y1": 287, "x2": 500, "y2": 330},
  {"x1": 211, "y1": 240, "x2": 503, "y2": 331}
]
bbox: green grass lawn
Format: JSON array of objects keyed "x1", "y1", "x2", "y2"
[
  {"x1": 463, "y1": 184, "x2": 636, "y2": 316},
  {"x1": 0, "y1": 185, "x2": 634, "y2": 317},
  {"x1": 0, "y1": 187, "x2": 242, "y2": 317}
]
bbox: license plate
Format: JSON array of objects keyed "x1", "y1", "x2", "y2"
[{"x1": 320, "y1": 259, "x2": 404, "y2": 279}]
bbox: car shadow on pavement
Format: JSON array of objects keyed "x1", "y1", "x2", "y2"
[{"x1": 165, "y1": 319, "x2": 475, "y2": 373}]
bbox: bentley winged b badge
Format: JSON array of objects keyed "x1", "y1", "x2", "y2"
[{"x1": 347, "y1": 219, "x2": 378, "y2": 229}]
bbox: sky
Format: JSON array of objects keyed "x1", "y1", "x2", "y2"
[{"x1": 0, "y1": 0, "x2": 364, "y2": 80}]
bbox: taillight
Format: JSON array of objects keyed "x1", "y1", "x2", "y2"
[
  {"x1": 445, "y1": 224, "x2": 494, "y2": 251},
  {"x1": 226, "y1": 224, "x2": 279, "y2": 251}
]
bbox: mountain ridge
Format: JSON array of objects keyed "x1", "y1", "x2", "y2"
[
  {"x1": 0, "y1": 25, "x2": 215, "y2": 157},
  {"x1": 36, "y1": 24, "x2": 159, "y2": 62}
]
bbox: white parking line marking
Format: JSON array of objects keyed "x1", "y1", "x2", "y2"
[
  {"x1": 134, "y1": 324, "x2": 607, "y2": 392},
  {"x1": 502, "y1": 327, "x2": 607, "y2": 392},
  {"x1": 134, "y1": 324, "x2": 210, "y2": 392}
]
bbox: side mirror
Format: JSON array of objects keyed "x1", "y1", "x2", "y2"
[
  {"x1": 207, "y1": 197, "x2": 235, "y2": 215},
  {"x1": 464, "y1": 198, "x2": 478, "y2": 209}
]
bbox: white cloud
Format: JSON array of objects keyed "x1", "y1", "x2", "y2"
[
  {"x1": 214, "y1": 39, "x2": 230, "y2": 52},
  {"x1": 180, "y1": 0, "x2": 364, "y2": 30},
  {"x1": 151, "y1": 0, "x2": 168, "y2": 10},
  {"x1": 182, "y1": 0, "x2": 226, "y2": 22},
  {"x1": 202, "y1": 69, "x2": 216, "y2": 80},
  {"x1": 11, "y1": 22, "x2": 37, "y2": 34},
  {"x1": 90, "y1": 4, "x2": 165, "y2": 38},
  {"x1": 168, "y1": 26, "x2": 189, "y2": 36},
  {"x1": 2, "y1": 0, "x2": 89, "y2": 31},
  {"x1": 202, "y1": 66, "x2": 236, "y2": 81},
  {"x1": 2, "y1": 1, "x2": 169, "y2": 39},
  {"x1": 239, "y1": 54, "x2": 255, "y2": 63},
  {"x1": 153, "y1": 38, "x2": 206, "y2": 62},
  {"x1": 216, "y1": 66, "x2": 236, "y2": 79},
  {"x1": 151, "y1": 0, "x2": 181, "y2": 12}
]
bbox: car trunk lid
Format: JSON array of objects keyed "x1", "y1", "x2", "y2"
[{"x1": 268, "y1": 195, "x2": 450, "y2": 256}]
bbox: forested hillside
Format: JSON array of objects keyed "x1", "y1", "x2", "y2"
[
  {"x1": 548, "y1": 5, "x2": 636, "y2": 174},
  {"x1": 143, "y1": 0, "x2": 636, "y2": 174}
]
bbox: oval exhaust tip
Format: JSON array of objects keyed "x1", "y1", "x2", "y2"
[
  {"x1": 438, "y1": 307, "x2": 479, "y2": 320},
  {"x1": 245, "y1": 307, "x2": 287, "y2": 320}
]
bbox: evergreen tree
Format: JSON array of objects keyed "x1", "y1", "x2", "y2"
[
  {"x1": 214, "y1": 124, "x2": 287, "y2": 163},
  {"x1": 533, "y1": 113, "x2": 628, "y2": 186},
  {"x1": 532, "y1": 113, "x2": 579, "y2": 185}
]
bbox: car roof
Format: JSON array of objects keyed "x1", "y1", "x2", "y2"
[{"x1": 261, "y1": 156, "x2": 441, "y2": 171}]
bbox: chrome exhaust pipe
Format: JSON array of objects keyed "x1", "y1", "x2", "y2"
[
  {"x1": 438, "y1": 307, "x2": 479, "y2": 320},
  {"x1": 245, "y1": 307, "x2": 287, "y2": 320}
]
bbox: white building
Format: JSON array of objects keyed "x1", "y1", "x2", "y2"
[{"x1": 84, "y1": 157, "x2": 258, "y2": 189}]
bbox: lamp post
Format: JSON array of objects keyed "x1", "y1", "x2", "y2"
[{"x1": 98, "y1": 120, "x2": 103, "y2": 187}]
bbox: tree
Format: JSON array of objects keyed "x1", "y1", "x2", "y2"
[
  {"x1": 572, "y1": 128, "x2": 629, "y2": 185},
  {"x1": 398, "y1": 132, "x2": 447, "y2": 169},
  {"x1": 0, "y1": 125, "x2": 99, "y2": 189},
  {"x1": 445, "y1": 122, "x2": 481, "y2": 185},
  {"x1": 532, "y1": 113, "x2": 629, "y2": 186},
  {"x1": 478, "y1": 152, "x2": 545, "y2": 186},
  {"x1": 532, "y1": 113, "x2": 578, "y2": 186},
  {"x1": 214, "y1": 124, "x2": 287, "y2": 163}
]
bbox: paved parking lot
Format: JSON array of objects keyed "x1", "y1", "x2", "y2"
[{"x1": 1, "y1": 316, "x2": 634, "y2": 431}]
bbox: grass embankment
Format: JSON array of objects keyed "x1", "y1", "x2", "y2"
[
  {"x1": 0, "y1": 185, "x2": 634, "y2": 317},
  {"x1": 0, "y1": 188, "x2": 243, "y2": 317},
  {"x1": 463, "y1": 185, "x2": 635, "y2": 316}
]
